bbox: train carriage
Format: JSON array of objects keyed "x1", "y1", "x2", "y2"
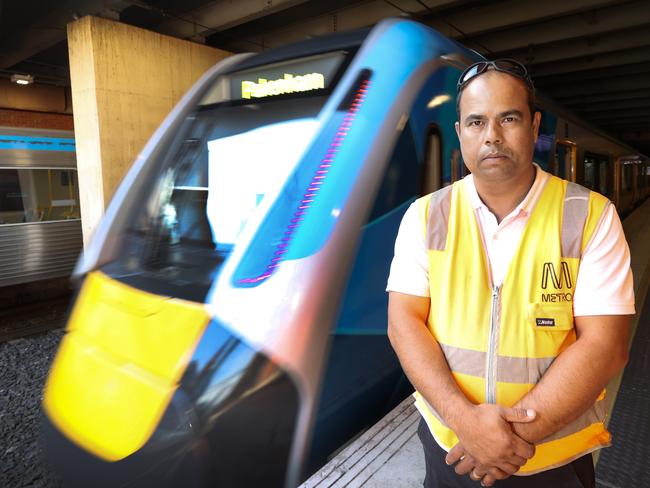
[
  {"x1": 42, "y1": 18, "x2": 647, "y2": 488},
  {"x1": 0, "y1": 127, "x2": 82, "y2": 288}
]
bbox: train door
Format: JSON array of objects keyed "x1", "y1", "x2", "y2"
[{"x1": 554, "y1": 140, "x2": 576, "y2": 181}]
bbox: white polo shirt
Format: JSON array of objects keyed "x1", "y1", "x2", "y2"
[{"x1": 386, "y1": 165, "x2": 635, "y2": 316}]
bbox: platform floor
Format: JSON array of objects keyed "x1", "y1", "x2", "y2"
[
  {"x1": 302, "y1": 199, "x2": 650, "y2": 488},
  {"x1": 595, "y1": 278, "x2": 650, "y2": 486}
]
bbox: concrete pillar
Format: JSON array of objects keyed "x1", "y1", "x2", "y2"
[{"x1": 67, "y1": 16, "x2": 230, "y2": 245}]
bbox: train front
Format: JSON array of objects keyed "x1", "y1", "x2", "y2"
[{"x1": 41, "y1": 19, "x2": 448, "y2": 488}]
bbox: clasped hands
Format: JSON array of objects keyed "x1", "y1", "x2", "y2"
[{"x1": 444, "y1": 404, "x2": 537, "y2": 487}]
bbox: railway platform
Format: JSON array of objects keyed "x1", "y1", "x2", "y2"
[{"x1": 302, "y1": 198, "x2": 650, "y2": 488}]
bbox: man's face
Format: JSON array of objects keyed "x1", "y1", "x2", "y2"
[{"x1": 455, "y1": 70, "x2": 541, "y2": 184}]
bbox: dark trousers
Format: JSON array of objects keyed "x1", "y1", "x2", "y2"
[{"x1": 417, "y1": 419, "x2": 595, "y2": 488}]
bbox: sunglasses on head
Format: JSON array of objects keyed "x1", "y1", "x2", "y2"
[{"x1": 457, "y1": 59, "x2": 534, "y2": 92}]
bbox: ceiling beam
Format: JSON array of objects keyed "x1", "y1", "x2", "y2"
[
  {"x1": 488, "y1": 23, "x2": 650, "y2": 65},
  {"x1": 547, "y1": 73, "x2": 650, "y2": 98},
  {"x1": 205, "y1": 0, "x2": 454, "y2": 52},
  {"x1": 0, "y1": 0, "x2": 131, "y2": 69},
  {"x1": 422, "y1": 0, "x2": 618, "y2": 42},
  {"x1": 530, "y1": 44, "x2": 650, "y2": 77},
  {"x1": 570, "y1": 97, "x2": 650, "y2": 113},
  {"x1": 557, "y1": 88, "x2": 650, "y2": 104},
  {"x1": 586, "y1": 108, "x2": 650, "y2": 120},
  {"x1": 456, "y1": 0, "x2": 647, "y2": 54},
  {"x1": 205, "y1": 0, "x2": 379, "y2": 51},
  {"x1": 535, "y1": 61, "x2": 650, "y2": 86},
  {"x1": 592, "y1": 116, "x2": 650, "y2": 126},
  {"x1": 153, "y1": 0, "x2": 315, "y2": 40},
  {"x1": 617, "y1": 130, "x2": 650, "y2": 140}
]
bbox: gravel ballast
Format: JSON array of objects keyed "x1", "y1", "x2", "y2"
[{"x1": 0, "y1": 330, "x2": 65, "y2": 488}]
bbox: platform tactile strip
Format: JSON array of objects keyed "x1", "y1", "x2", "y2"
[{"x1": 595, "y1": 292, "x2": 650, "y2": 488}]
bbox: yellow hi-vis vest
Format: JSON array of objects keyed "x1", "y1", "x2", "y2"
[{"x1": 413, "y1": 174, "x2": 611, "y2": 475}]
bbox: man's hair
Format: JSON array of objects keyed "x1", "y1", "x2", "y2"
[{"x1": 455, "y1": 68, "x2": 537, "y2": 121}]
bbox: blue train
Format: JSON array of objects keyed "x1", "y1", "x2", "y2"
[{"x1": 42, "y1": 18, "x2": 648, "y2": 488}]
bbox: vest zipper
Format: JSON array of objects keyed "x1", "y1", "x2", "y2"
[{"x1": 486, "y1": 284, "x2": 501, "y2": 404}]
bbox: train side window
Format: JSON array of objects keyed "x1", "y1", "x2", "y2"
[
  {"x1": 366, "y1": 121, "x2": 419, "y2": 223},
  {"x1": 421, "y1": 126, "x2": 442, "y2": 195},
  {"x1": 0, "y1": 168, "x2": 81, "y2": 224}
]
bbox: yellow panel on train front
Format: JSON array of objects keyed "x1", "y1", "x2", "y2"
[{"x1": 43, "y1": 271, "x2": 210, "y2": 461}]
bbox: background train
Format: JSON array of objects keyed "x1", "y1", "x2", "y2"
[
  {"x1": 0, "y1": 127, "x2": 82, "y2": 288},
  {"x1": 42, "y1": 18, "x2": 648, "y2": 488}
]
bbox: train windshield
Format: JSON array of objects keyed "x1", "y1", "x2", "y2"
[{"x1": 104, "y1": 51, "x2": 349, "y2": 301}]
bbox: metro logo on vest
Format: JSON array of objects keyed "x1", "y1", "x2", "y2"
[
  {"x1": 541, "y1": 262, "x2": 574, "y2": 302},
  {"x1": 541, "y1": 262, "x2": 572, "y2": 289}
]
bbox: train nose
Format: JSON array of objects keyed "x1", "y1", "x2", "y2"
[{"x1": 43, "y1": 387, "x2": 205, "y2": 488}]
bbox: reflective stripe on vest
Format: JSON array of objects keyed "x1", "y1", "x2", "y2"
[{"x1": 414, "y1": 174, "x2": 611, "y2": 474}]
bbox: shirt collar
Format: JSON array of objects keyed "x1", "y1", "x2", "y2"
[{"x1": 464, "y1": 163, "x2": 549, "y2": 217}]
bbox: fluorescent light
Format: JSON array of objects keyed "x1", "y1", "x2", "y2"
[{"x1": 10, "y1": 74, "x2": 34, "y2": 85}]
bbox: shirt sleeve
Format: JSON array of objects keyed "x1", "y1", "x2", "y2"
[
  {"x1": 573, "y1": 202, "x2": 635, "y2": 316},
  {"x1": 385, "y1": 201, "x2": 430, "y2": 297}
]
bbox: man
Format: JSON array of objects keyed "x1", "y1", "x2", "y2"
[{"x1": 386, "y1": 59, "x2": 635, "y2": 487}]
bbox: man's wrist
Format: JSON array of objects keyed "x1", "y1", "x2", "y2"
[{"x1": 445, "y1": 400, "x2": 477, "y2": 436}]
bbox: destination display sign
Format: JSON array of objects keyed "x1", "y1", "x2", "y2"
[{"x1": 229, "y1": 51, "x2": 347, "y2": 101}]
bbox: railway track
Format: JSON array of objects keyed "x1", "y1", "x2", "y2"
[{"x1": 0, "y1": 296, "x2": 71, "y2": 342}]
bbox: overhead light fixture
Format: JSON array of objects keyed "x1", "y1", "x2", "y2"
[
  {"x1": 10, "y1": 74, "x2": 34, "y2": 85},
  {"x1": 427, "y1": 94, "x2": 452, "y2": 109}
]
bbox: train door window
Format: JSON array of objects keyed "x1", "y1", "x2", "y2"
[
  {"x1": 623, "y1": 162, "x2": 634, "y2": 192},
  {"x1": 584, "y1": 155, "x2": 597, "y2": 191},
  {"x1": 450, "y1": 148, "x2": 467, "y2": 183},
  {"x1": 366, "y1": 120, "x2": 418, "y2": 223},
  {"x1": 421, "y1": 126, "x2": 442, "y2": 194},
  {"x1": 555, "y1": 141, "x2": 576, "y2": 181},
  {"x1": 599, "y1": 158, "x2": 609, "y2": 196},
  {"x1": 583, "y1": 152, "x2": 609, "y2": 196}
]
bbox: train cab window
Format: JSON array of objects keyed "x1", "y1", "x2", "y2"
[
  {"x1": 107, "y1": 85, "x2": 330, "y2": 301},
  {"x1": 366, "y1": 121, "x2": 419, "y2": 223},
  {"x1": 0, "y1": 168, "x2": 80, "y2": 225}
]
